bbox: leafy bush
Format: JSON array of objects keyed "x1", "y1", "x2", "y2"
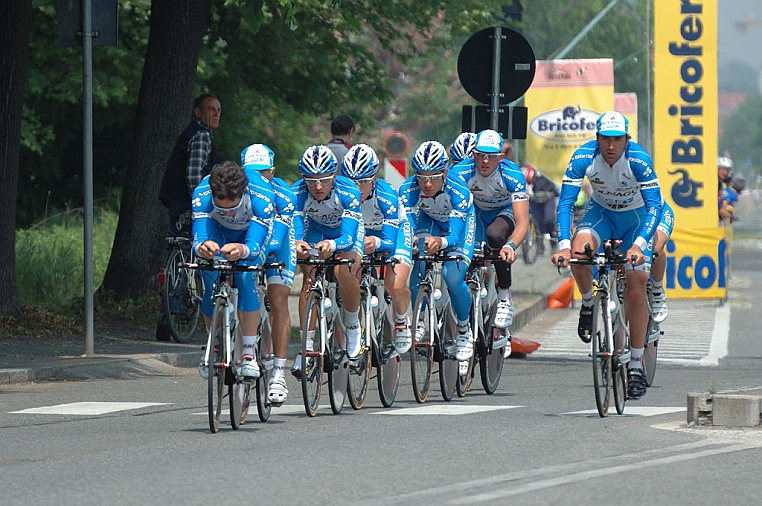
[{"x1": 15, "y1": 209, "x2": 118, "y2": 310}]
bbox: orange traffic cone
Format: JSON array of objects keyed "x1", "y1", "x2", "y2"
[
  {"x1": 547, "y1": 277, "x2": 574, "y2": 309},
  {"x1": 510, "y1": 337, "x2": 541, "y2": 355}
]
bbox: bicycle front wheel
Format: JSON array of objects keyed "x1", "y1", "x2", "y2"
[
  {"x1": 480, "y1": 303, "x2": 505, "y2": 395},
  {"x1": 347, "y1": 294, "x2": 372, "y2": 410},
  {"x1": 163, "y1": 249, "x2": 202, "y2": 343},
  {"x1": 375, "y1": 306, "x2": 400, "y2": 408},
  {"x1": 410, "y1": 287, "x2": 434, "y2": 403},
  {"x1": 207, "y1": 301, "x2": 225, "y2": 433},
  {"x1": 591, "y1": 293, "x2": 612, "y2": 418},
  {"x1": 327, "y1": 318, "x2": 349, "y2": 415},
  {"x1": 438, "y1": 304, "x2": 459, "y2": 402},
  {"x1": 301, "y1": 292, "x2": 324, "y2": 417}
]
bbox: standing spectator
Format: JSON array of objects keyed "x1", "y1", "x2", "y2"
[
  {"x1": 522, "y1": 163, "x2": 559, "y2": 255},
  {"x1": 157, "y1": 93, "x2": 220, "y2": 341},
  {"x1": 159, "y1": 93, "x2": 221, "y2": 235},
  {"x1": 717, "y1": 156, "x2": 734, "y2": 224},
  {"x1": 326, "y1": 114, "x2": 355, "y2": 162}
]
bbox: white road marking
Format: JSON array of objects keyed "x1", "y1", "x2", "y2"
[
  {"x1": 374, "y1": 404, "x2": 522, "y2": 416},
  {"x1": 10, "y1": 402, "x2": 170, "y2": 415},
  {"x1": 560, "y1": 406, "x2": 686, "y2": 417},
  {"x1": 702, "y1": 302, "x2": 730, "y2": 366}
]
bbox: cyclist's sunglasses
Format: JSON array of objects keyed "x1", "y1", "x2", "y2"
[{"x1": 304, "y1": 175, "x2": 335, "y2": 187}]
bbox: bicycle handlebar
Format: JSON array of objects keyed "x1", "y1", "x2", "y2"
[
  {"x1": 183, "y1": 259, "x2": 280, "y2": 272},
  {"x1": 296, "y1": 255, "x2": 355, "y2": 267}
]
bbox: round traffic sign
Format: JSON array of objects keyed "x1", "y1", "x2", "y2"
[
  {"x1": 383, "y1": 131, "x2": 410, "y2": 159},
  {"x1": 457, "y1": 27, "x2": 536, "y2": 105}
]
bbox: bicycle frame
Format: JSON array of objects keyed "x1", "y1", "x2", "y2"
[{"x1": 359, "y1": 255, "x2": 396, "y2": 356}]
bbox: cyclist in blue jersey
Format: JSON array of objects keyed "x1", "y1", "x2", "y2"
[
  {"x1": 399, "y1": 141, "x2": 476, "y2": 361},
  {"x1": 192, "y1": 161, "x2": 274, "y2": 380},
  {"x1": 451, "y1": 129, "x2": 530, "y2": 334},
  {"x1": 449, "y1": 132, "x2": 476, "y2": 165},
  {"x1": 341, "y1": 144, "x2": 414, "y2": 353},
  {"x1": 552, "y1": 111, "x2": 663, "y2": 399},
  {"x1": 291, "y1": 145, "x2": 365, "y2": 366},
  {"x1": 241, "y1": 143, "x2": 296, "y2": 404}
]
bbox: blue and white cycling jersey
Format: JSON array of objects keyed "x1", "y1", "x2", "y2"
[
  {"x1": 291, "y1": 175, "x2": 365, "y2": 255},
  {"x1": 452, "y1": 158, "x2": 528, "y2": 243},
  {"x1": 360, "y1": 179, "x2": 412, "y2": 264},
  {"x1": 657, "y1": 201, "x2": 675, "y2": 238},
  {"x1": 192, "y1": 171, "x2": 274, "y2": 315},
  {"x1": 246, "y1": 172, "x2": 297, "y2": 287},
  {"x1": 398, "y1": 173, "x2": 475, "y2": 257},
  {"x1": 452, "y1": 158, "x2": 529, "y2": 213},
  {"x1": 399, "y1": 173, "x2": 475, "y2": 323},
  {"x1": 557, "y1": 139, "x2": 662, "y2": 252}
]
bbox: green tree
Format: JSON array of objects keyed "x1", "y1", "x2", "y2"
[
  {"x1": 719, "y1": 94, "x2": 762, "y2": 177},
  {"x1": 0, "y1": 0, "x2": 32, "y2": 316}
]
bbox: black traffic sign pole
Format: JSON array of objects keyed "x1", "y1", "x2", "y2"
[{"x1": 490, "y1": 27, "x2": 502, "y2": 131}]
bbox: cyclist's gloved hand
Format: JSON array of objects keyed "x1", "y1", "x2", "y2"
[
  {"x1": 424, "y1": 236, "x2": 443, "y2": 255},
  {"x1": 198, "y1": 240, "x2": 221, "y2": 260},
  {"x1": 220, "y1": 242, "x2": 246, "y2": 262}
]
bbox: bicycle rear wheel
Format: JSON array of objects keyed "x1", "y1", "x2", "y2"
[
  {"x1": 255, "y1": 314, "x2": 273, "y2": 422},
  {"x1": 643, "y1": 319, "x2": 659, "y2": 387},
  {"x1": 301, "y1": 293, "x2": 324, "y2": 417},
  {"x1": 327, "y1": 316, "x2": 349, "y2": 415},
  {"x1": 591, "y1": 293, "x2": 612, "y2": 417},
  {"x1": 457, "y1": 297, "x2": 478, "y2": 398},
  {"x1": 208, "y1": 301, "x2": 225, "y2": 433},
  {"x1": 375, "y1": 305, "x2": 400, "y2": 407},
  {"x1": 521, "y1": 219, "x2": 540, "y2": 265},
  {"x1": 480, "y1": 303, "x2": 505, "y2": 395},
  {"x1": 410, "y1": 288, "x2": 434, "y2": 403},
  {"x1": 163, "y1": 249, "x2": 202, "y2": 344},
  {"x1": 438, "y1": 303, "x2": 459, "y2": 402}
]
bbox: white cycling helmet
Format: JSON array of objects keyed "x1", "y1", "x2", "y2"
[{"x1": 717, "y1": 156, "x2": 734, "y2": 169}]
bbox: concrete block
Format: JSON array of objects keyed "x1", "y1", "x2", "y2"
[{"x1": 712, "y1": 394, "x2": 762, "y2": 427}]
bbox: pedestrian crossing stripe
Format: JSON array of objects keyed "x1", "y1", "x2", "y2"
[
  {"x1": 561, "y1": 407, "x2": 686, "y2": 417},
  {"x1": 374, "y1": 405, "x2": 522, "y2": 416},
  {"x1": 10, "y1": 402, "x2": 170, "y2": 415}
]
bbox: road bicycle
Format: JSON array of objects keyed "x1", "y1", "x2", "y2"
[
  {"x1": 296, "y1": 252, "x2": 355, "y2": 417},
  {"x1": 158, "y1": 235, "x2": 203, "y2": 343},
  {"x1": 521, "y1": 214, "x2": 540, "y2": 265},
  {"x1": 185, "y1": 259, "x2": 266, "y2": 433},
  {"x1": 410, "y1": 242, "x2": 464, "y2": 403},
  {"x1": 457, "y1": 244, "x2": 511, "y2": 396},
  {"x1": 348, "y1": 254, "x2": 401, "y2": 409},
  {"x1": 564, "y1": 241, "x2": 631, "y2": 417}
]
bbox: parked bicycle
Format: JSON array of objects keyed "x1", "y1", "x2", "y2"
[
  {"x1": 563, "y1": 241, "x2": 631, "y2": 417},
  {"x1": 347, "y1": 254, "x2": 402, "y2": 409},
  {"x1": 410, "y1": 243, "x2": 464, "y2": 403},
  {"x1": 185, "y1": 259, "x2": 266, "y2": 433},
  {"x1": 158, "y1": 235, "x2": 203, "y2": 343},
  {"x1": 296, "y1": 252, "x2": 354, "y2": 417},
  {"x1": 457, "y1": 244, "x2": 511, "y2": 396}
]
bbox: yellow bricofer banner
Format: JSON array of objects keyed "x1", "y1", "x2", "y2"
[
  {"x1": 654, "y1": 0, "x2": 725, "y2": 298},
  {"x1": 524, "y1": 59, "x2": 614, "y2": 184}
]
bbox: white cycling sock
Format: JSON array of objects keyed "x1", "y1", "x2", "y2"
[
  {"x1": 581, "y1": 291, "x2": 594, "y2": 306},
  {"x1": 345, "y1": 309, "x2": 360, "y2": 327},
  {"x1": 498, "y1": 288, "x2": 512, "y2": 302},
  {"x1": 651, "y1": 280, "x2": 663, "y2": 291},
  {"x1": 242, "y1": 335, "x2": 258, "y2": 359},
  {"x1": 628, "y1": 348, "x2": 644, "y2": 370},
  {"x1": 395, "y1": 312, "x2": 408, "y2": 323},
  {"x1": 272, "y1": 358, "x2": 286, "y2": 379}
]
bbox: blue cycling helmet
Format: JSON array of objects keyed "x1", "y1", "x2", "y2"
[
  {"x1": 449, "y1": 132, "x2": 476, "y2": 164},
  {"x1": 412, "y1": 140, "x2": 449, "y2": 173},
  {"x1": 299, "y1": 145, "x2": 338, "y2": 176},
  {"x1": 341, "y1": 144, "x2": 379, "y2": 179}
]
